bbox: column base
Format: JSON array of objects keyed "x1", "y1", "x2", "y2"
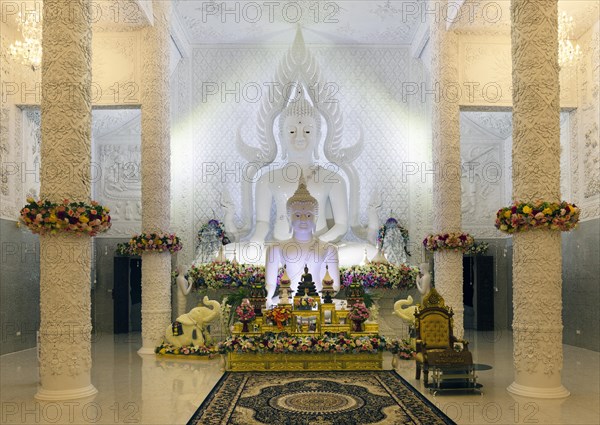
[
  {"x1": 35, "y1": 384, "x2": 98, "y2": 401},
  {"x1": 138, "y1": 346, "x2": 156, "y2": 356},
  {"x1": 507, "y1": 382, "x2": 570, "y2": 399}
]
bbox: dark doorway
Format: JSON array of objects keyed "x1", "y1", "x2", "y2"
[
  {"x1": 113, "y1": 256, "x2": 142, "y2": 333},
  {"x1": 463, "y1": 256, "x2": 494, "y2": 331}
]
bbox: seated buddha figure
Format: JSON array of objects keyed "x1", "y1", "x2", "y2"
[
  {"x1": 265, "y1": 174, "x2": 340, "y2": 305},
  {"x1": 252, "y1": 98, "x2": 348, "y2": 243}
]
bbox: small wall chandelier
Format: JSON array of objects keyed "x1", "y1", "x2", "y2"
[
  {"x1": 558, "y1": 11, "x2": 581, "y2": 68},
  {"x1": 9, "y1": 11, "x2": 42, "y2": 71}
]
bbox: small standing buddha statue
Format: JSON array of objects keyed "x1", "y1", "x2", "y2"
[{"x1": 279, "y1": 265, "x2": 292, "y2": 305}]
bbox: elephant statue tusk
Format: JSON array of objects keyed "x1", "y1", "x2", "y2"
[{"x1": 393, "y1": 295, "x2": 417, "y2": 325}]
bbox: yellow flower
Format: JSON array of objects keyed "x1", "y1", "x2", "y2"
[
  {"x1": 522, "y1": 206, "x2": 532, "y2": 214},
  {"x1": 542, "y1": 207, "x2": 552, "y2": 215},
  {"x1": 568, "y1": 204, "x2": 576, "y2": 213},
  {"x1": 79, "y1": 215, "x2": 89, "y2": 223},
  {"x1": 48, "y1": 214, "x2": 57, "y2": 223},
  {"x1": 503, "y1": 210, "x2": 511, "y2": 218}
]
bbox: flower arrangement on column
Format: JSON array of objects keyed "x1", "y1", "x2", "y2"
[
  {"x1": 422, "y1": 232, "x2": 474, "y2": 252},
  {"x1": 495, "y1": 201, "x2": 579, "y2": 233},
  {"x1": 19, "y1": 198, "x2": 111, "y2": 235},
  {"x1": 127, "y1": 232, "x2": 183, "y2": 254}
]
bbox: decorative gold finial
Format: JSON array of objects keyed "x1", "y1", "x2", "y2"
[{"x1": 286, "y1": 171, "x2": 318, "y2": 217}]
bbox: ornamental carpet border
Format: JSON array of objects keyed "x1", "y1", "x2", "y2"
[{"x1": 187, "y1": 370, "x2": 456, "y2": 425}]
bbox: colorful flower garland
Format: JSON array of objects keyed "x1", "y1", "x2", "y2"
[
  {"x1": 188, "y1": 262, "x2": 418, "y2": 292},
  {"x1": 155, "y1": 342, "x2": 217, "y2": 357},
  {"x1": 423, "y1": 232, "x2": 474, "y2": 252},
  {"x1": 495, "y1": 201, "x2": 580, "y2": 233},
  {"x1": 19, "y1": 198, "x2": 111, "y2": 236},
  {"x1": 188, "y1": 261, "x2": 265, "y2": 290},
  {"x1": 339, "y1": 263, "x2": 418, "y2": 290},
  {"x1": 156, "y1": 335, "x2": 415, "y2": 358},
  {"x1": 217, "y1": 333, "x2": 389, "y2": 355},
  {"x1": 127, "y1": 232, "x2": 182, "y2": 254}
]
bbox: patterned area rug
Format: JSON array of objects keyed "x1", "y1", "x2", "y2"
[{"x1": 187, "y1": 371, "x2": 456, "y2": 425}]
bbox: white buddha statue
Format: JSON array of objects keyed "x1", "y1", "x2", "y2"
[
  {"x1": 252, "y1": 98, "x2": 348, "y2": 243},
  {"x1": 265, "y1": 174, "x2": 340, "y2": 305}
]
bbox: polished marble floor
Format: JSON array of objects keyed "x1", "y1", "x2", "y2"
[{"x1": 1, "y1": 330, "x2": 598, "y2": 425}]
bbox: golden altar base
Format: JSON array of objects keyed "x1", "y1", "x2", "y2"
[
  {"x1": 226, "y1": 300, "x2": 383, "y2": 371},
  {"x1": 225, "y1": 351, "x2": 383, "y2": 371}
]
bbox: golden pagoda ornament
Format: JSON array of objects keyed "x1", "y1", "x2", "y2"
[{"x1": 321, "y1": 265, "x2": 335, "y2": 304}]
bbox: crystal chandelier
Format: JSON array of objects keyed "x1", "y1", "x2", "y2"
[
  {"x1": 558, "y1": 12, "x2": 581, "y2": 68},
  {"x1": 9, "y1": 11, "x2": 42, "y2": 71}
]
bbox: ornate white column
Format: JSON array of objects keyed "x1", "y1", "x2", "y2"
[
  {"x1": 138, "y1": 0, "x2": 173, "y2": 354},
  {"x1": 508, "y1": 0, "x2": 569, "y2": 398},
  {"x1": 36, "y1": 0, "x2": 96, "y2": 400},
  {"x1": 429, "y1": 0, "x2": 464, "y2": 337}
]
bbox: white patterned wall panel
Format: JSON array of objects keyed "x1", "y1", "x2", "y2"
[
  {"x1": 0, "y1": 23, "x2": 39, "y2": 221},
  {"x1": 171, "y1": 58, "x2": 196, "y2": 266},
  {"x1": 576, "y1": 22, "x2": 600, "y2": 220},
  {"x1": 190, "y1": 46, "x2": 427, "y2": 250},
  {"x1": 460, "y1": 112, "x2": 507, "y2": 239}
]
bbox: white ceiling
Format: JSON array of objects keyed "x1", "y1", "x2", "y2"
[
  {"x1": 173, "y1": 0, "x2": 425, "y2": 45},
  {"x1": 172, "y1": 0, "x2": 599, "y2": 46},
  {"x1": 452, "y1": 0, "x2": 599, "y2": 39}
]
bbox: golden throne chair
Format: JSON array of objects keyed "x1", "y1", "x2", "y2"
[{"x1": 414, "y1": 288, "x2": 472, "y2": 386}]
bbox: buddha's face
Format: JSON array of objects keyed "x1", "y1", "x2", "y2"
[
  {"x1": 283, "y1": 115, "x2": 317, "y2": 155},
  {"x1": 289, "y1": 202, "x2": 317, "y2": 233}
]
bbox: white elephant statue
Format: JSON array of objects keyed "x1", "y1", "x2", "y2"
[
  {"x1": 393, "y1": 295, "x2": 417, "y2": 325},
  {"x1": 165, "y1": 296, "x2": 221, "y2": 348}
]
